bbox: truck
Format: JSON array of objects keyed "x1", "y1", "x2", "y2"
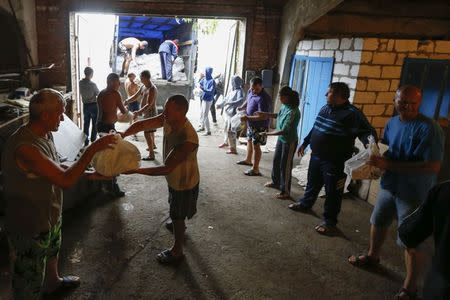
[{"x1": 110, "y1": 16, "x2": 198, "y2": 110}]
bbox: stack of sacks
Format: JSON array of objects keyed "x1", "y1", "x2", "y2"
[
  {"x1": 91, "y1": 134, "x2": 141, "y2": 176},
  {"x1": 116, "y1": 54, "x2": 187, "y2": 81}
]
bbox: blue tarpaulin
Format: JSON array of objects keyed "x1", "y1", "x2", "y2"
[{"x1": 118, "y1": 16, "x2": 185, "y2": 41}]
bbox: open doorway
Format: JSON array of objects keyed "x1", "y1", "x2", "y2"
[{"x1": 69, "y1": 13, "x2": 246, "y2": 127}]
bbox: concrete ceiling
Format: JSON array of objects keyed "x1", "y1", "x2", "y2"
[{"x1": 304, "y1": 0, "x2": 450, "y2": 40}]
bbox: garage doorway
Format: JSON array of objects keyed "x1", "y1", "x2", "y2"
[{"x1": 69, "y1": 13, "x2": 246, "y2": 127}]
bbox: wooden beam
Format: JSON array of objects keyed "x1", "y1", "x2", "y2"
[{"x1": 305, "y1": 14, "x2": 450, "y2": 40}]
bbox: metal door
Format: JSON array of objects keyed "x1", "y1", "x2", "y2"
[{"x1": 290, "y1": 55, "x2": 334, "y2": 143}]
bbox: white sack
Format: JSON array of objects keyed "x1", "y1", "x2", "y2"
[
  {"x1": 230, "y1": 111, "x2": 245, "y2": 133},
  {"x1": 117, "y1": 111, "x2": 134, "y2": 123},
  {"x1": 92, "y1": 135, "x2": 141, "y2": 176},
  {"x1": 344, "y1": 136, "x2": 383, "y2": 180}
]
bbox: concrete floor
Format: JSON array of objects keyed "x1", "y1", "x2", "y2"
[{"x1": 0, "y1": 102, "x2": 421, "y2": 299}]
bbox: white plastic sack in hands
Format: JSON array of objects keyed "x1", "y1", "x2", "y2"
[
  {"x1": 230, "y1": 111, "x2": 245, "y2": 133},
  {"x1": 91, "y1": 135, "x2": 141, "y2": 177},
  {"x1": 117, "y1": 111, "x2": 134, "y2": 123},
  {"x1": 344, "y1": 136, "x2": 383, "y2": 180}
]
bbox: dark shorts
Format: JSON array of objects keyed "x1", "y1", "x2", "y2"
[
  {"x1": 8, "y1": 221, "x2": 62, "y2": 299},
  {"x1": 97, "y1": 122, "x2": 116, "y2": 134},
  {"x1": 128, "y1": 101, "x2": 140, "y2": 112},
  {"x1": 247, "y1": 126, "x2": 268, "y2": 145},
  {"x1": 168, "y1": 183, "x2": 199, "y2": 220}
]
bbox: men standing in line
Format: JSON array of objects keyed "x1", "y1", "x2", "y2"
[
  {"x1": 79, "y1": 67, "x2": 100, "y2": 146},
  {"x1": 288, "y1": 82, "x2": 377, "y2": 235},
  {"x1": 236, "y1": 77, "x2": 272, "y2": 176},
  {"x1": 348, "y1": 85, "x2": 444, "y2": 300},
  {"x1": 118, "y1": 37, "x2": 148, "y2": 77},
  {"x1": 97, "y1": 73, "x2": 128, "y2": 197},
  {"x1": 2, "y1": 89, "x2": 116, "y2": 299},
  {"x1": 158, "y1": 39, "x2": 179, "y2": 82}
]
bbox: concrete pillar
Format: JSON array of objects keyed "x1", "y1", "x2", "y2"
[{"x1": 276, "y1": 0, "x2": 343, "y2": 100}]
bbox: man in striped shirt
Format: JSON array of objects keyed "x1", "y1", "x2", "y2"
[{"x1": 289, "y1": 82, "x2": 377, "y2": 235}]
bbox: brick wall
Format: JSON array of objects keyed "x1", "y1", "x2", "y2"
[
  {"x1": 354, "y1": 38, "x2": 450, "y2": 137},
  {"x1": 296, "y1": 38, "x2": 364, "y2": 103},
  {"x1": 295, "y1": 37, "x2": 450, "y2": 138},
  {"x1": 35, "y1": 0, "x2": 282, "y2": 88}
]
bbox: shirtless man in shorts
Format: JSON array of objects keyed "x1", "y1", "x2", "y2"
[
  {"x1": 125, "y1": 73, "x2": 141, "y2": 141},
  {"x1": 97, "y1": 73, "x2": 128, "y2": 197},
  {"x1": 118, "y1": 37, "x2": 148, "y2": 77},
  {"x1": 124, "y1": 70, "x2": 158, "y2": 161}
]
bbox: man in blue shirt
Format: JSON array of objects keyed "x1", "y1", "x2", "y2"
[
  {"x1": 289, "y1": 82, "x2": 377, "y2": 234},
  {"x1": 237, "y1": 77, "x2": 272, "y2": 176},
  {"x1": 158, "y1": 39, "x2": 179, "y2": 82},
  {"x1": 348, "y1": 85, "x2": 445, "y2": 300}
]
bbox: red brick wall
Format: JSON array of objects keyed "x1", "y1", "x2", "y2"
[{"x1": 35, "y1": 0, "x2": 282, "y2": 88}]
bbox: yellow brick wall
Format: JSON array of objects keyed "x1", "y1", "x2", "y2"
[{"x1": 354, "y1": 39, "x2": 450, "y2": 136}]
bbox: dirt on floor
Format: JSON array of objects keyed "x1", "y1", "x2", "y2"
[{"x1": 0, "y1": 101, "x2": 431, "y2": 299}]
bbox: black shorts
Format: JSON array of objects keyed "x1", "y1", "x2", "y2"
[
  {"x1": 168, "y1": 183, "x2": 199, "y2": 220},
  {"x1": 97, "y1": 122, "x2": 116, "y2": 134}
]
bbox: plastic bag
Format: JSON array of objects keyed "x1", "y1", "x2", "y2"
[
  {"x1": 230, "y1": 111, "x2": 245, "y2": 133},
  {"x1": 117, "y1": 111, "x2": 134, "y2": 123},
  {"x1": 344, "y1": 136, "x2": 383, "y2": 180},
  {"x1": 91, "y1": 134, "x2": 141, "y2": 176}
]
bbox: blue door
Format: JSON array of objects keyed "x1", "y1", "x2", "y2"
[
  {"x1": 290, "y1": 56, "x2": 334, "y2": 143},
  {"x1": 400, "y1": 58, "x2": 450, "y2": 120}
]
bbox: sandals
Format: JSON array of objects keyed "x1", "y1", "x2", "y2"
[
  {"x1": 276, "y1": 193, "x2": 292, "y2": 200},
  {"x1": 288, "y1": 202, "x2": 310, "y2": 212},
  {"x1": 236, "y1": 160, "x2": 253, "y2": 166},
  {"x1": 315, "y1": 223, "x2": 337, "y2": 236},
  {"x1": 348, "y1": 254, "x2": 380, "y2": 268},
  {"x1": 156, "y1": 249, "x2": 184, "y2": 265},
  {"x1": 226, "y1": 150, "x2": 237, "y2": 154},
  {"x1": 396, "y1": 288, "x2": 418, "y2": 300},
  {"x1": 44, "y1": 275, "x2": 80, "y2": 294},
  {"x1": 264, "y1": 182, "x2": 277, "y2": 188},
  {"x1": 218, "y1": 143, "x2": 229, "y2": 148},
  {"x1": 142, "y1": 155, "x2": 155, "y2": 161},
  {"x1": 244, "y1": 169, "x2": 261, "y2": 176}
]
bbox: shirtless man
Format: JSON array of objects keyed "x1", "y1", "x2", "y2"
[
  {"x1": 124, "y1": 70, "x2": 158, "y2": 161},
  {"x1": 125, "y1": 73, "x2": 141, "y2": 141},
  {"x1": 118, "y1": 37, "x2": 148, "y2": 77},
  {"x1": 97, "y1": 73, "x2": 128, "y2": 197}
]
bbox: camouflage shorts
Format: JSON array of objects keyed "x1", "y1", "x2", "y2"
[{"x1": 8, "y1": 221, "x2": 62, "y2": 300}]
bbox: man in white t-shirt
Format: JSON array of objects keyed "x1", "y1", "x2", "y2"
[{"x1": 121, "y1": 94, "x2": 199, "y2": 264}]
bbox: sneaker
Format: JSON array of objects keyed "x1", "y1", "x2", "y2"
[
  {"x1": 202, "y1": 131, "x2": 211, "y2": 136},
  {"x1": 196, "y1": 127, "x2": 205, "y2": 132}
]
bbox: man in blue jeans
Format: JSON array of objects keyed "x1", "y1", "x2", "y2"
[
  {"x1": 158, "y1": 39, "x2": 179, "y2": 82},
  {"x1": 289, "y1": 82, "x2": 377, "y2": 235},
  {"x1": 348, "y1": 85, "x2": 445, "y2": 299},
  {"x1": 79, "y1": 67, "x2": 99, "y2": 146}
]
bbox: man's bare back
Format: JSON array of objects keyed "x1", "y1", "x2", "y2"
[
  {"x1": 97, "y1": 88, "x2": 127, "y2": 125},
  {"x1": 120, "y1": 37, "x2": 140, "y2": 49}
]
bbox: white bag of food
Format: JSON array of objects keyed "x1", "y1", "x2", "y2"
[
  {"x1": 230, "y1": 111, "x2": 245, "y2": 133},
  {"x1": 91, "y1": 134, "x2": 141, "y2": 176},
  {"x1": 117, "y1": 111, "x2": 134, "y2": 123},
  {"x1": 344, "y1": 136, "x2": 383, "y2": 180}
]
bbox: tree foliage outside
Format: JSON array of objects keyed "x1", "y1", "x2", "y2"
[{"x1": 182, "y1": 18, "x2": 219, "y2": 35}]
